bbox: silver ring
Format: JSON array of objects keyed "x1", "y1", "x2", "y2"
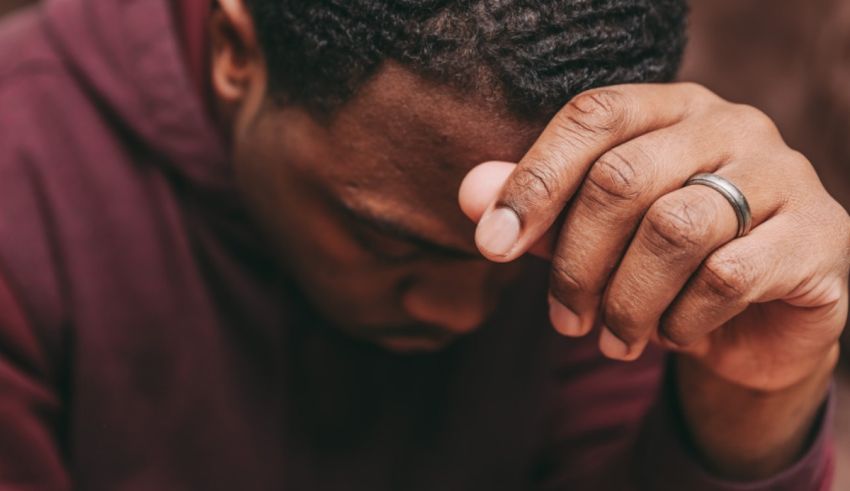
[{"x1": 685, "y1": 173, "x2": 753, "y2": 237}]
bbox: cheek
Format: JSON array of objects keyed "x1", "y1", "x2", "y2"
[
  {"x1": 282, "y1": 224, "x2": 411, "y2": 321},
  {"x1": 276, "y1": 206, "x2": 415, "y2": 322},
  {"x1": 292, "y1": 260, "x2": 420, "y2": 332}
]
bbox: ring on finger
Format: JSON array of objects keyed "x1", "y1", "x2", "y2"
[{"x1": 685, "y1": 172, "x2": 753, "y2": 238}]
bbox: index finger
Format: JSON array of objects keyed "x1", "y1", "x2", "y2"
[{"x1": 473, "y1": 83, "x2": 707, "y2": 262}]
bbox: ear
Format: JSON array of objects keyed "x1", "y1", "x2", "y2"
[{"x1": 210, "y1": 0, "x2": 262, "y2": 104}]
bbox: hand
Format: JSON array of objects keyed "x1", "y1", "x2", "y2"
[
  {"x1": 458, "y1": 83, "x2": 850, "y2": 394},
  {"x1": 458, "y1": 83, "x2": 850, "y2": 477}
]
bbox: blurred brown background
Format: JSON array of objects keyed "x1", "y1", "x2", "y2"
[
  {"x1": 681, "y1": 0, "x2": 850, "y2": 218},
  {"x1": 1, "y1": 0, "x2": 848, "y2": 487}
]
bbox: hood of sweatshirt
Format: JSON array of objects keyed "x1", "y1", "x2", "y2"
[{"x1": 42, "y1": 0, "x2": 226, "y2": 189}]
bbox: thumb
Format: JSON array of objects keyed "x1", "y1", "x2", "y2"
[{"x1": 459, "y1": 161, "x2": 556, "y2": 260}]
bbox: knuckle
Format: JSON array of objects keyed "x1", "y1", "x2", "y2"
[
  {"x1": 733, "y1": 104, "x2": 780, "y2": 138},
  {"x1": 774, "y1": 150, "x2": 815, "y2": 188},
  {"x1": 602, "y1": 295, "x2": 642, "y2": 343},
  {"x1": 785, "y1": 149, "x2": 813, "y2": 171},
  {"x1": 699, "y1": 252, "x2": 755, "y2": 302},
  {"x1": 805, "y1": 276, "x2": 846, "y2": 311},
  {"x1": 659, "y1": 320, "x2": 694, "y2": 347},
  {"x1": 562, "y1": 89, "x2": 629, "y2": 138},
  {"x1": 679, "y1": 82, "x2": 716, "y2": 100},
  {"x1": 585, "y1": 149, "x2": 647, "y2": 203},
  {"x1": 643, "y1": 195, "x2": 714, "y2": 255},
  {"x1": 550, "y1": 256, "x2": 588, "y2": 298},
  {"x1": 675, "y1": 83, "x2": 721, "y2": 114},
  {"x1": 506, "y1": 163, "x2": 560, "y2": 208}
]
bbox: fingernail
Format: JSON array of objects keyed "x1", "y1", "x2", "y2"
[
  {"x1": 476, "y1": 207, "x2": 520, "y2": 257},
  {"x1": 548, "y1": 296, "x2": 583, "y2": 337},
  {"x1": 599, "y1": 326, "x2": 633, "y2": 361}
]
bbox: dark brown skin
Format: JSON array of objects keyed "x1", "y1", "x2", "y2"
[
  {"x1": 210, "y1": 2, "x2": 537, "y2": 353},
  {"x1": 211, "y1": 0, "x2": 850, "y2": 480}
]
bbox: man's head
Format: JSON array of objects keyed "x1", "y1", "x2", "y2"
[
  {"x1": 246, "y1": 0, "x2": 686, "y2": 117},
  {"x1": 208, "y1": 0, "x2": 687, "y2": 352}
]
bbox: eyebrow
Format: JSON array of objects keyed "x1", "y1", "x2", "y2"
[{"x1": 338, "y1": 203, "x2": 482, "y2": 261}]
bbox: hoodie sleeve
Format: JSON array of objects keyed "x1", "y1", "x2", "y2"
[
  {"x1": 0, "y1": 273, "x2": 70, "y2": 490},
  {"x1": 535, "y1": 346, "x2": 834, "y2": 491},
  {"x1": 634, "y1": 372, "x2": 834, "y2": 491}
]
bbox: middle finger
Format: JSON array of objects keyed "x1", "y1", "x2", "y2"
[
  {"x1": 598, "y1": 164, "x2": 786, "y2": 360},
  {"x1": 548, "y1": 118, "x2": 732, "y2": 336}
]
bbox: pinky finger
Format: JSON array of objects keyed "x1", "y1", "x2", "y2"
[{"x1": 658, "y1": 213, "x2": 845, "y2": 348}]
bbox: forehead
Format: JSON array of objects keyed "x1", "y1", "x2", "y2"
[
  {"x1": 329, "y1": 63, "x2": 544, "y2": 160},
  {"x1": 317, "y1": 63, "x2": 546, "y2": 247}
]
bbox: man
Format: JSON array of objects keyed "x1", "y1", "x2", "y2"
[{"x1": 0, "y1": 0, "x2": 846, "y2": 490}]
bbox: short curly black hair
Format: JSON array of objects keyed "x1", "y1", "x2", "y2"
[{"x1": 246, "y1": 0, "x2": 688, "y2": 118}]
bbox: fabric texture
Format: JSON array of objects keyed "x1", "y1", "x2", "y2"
[
  {"x1": 0, "y1": 0, "x2": 835, "y2": 489},
  {"x1": 170, "y1": 0, "x2": 211, "y2": 112}
]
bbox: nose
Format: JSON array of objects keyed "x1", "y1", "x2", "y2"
[{"x1": 400, "y1": 262, "x2": 494, "y2": 335}]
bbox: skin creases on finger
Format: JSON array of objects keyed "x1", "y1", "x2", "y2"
[
  {"x1": 547, "y1": 118, "x2": 737, "y2": 339},
  {"x1": 598, "y1": 168, "x2": 782, "y2": 361},
  {"x1": 598, "y1": 186, "x2": 737, "y2": 359},
  {"x1": 659, "y1": 212, "x2": 841, "y2": 352},
  {"x1": 474, "y1": 84, "x2": 700, "y2": 263}
]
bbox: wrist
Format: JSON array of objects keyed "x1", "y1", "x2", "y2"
[
  {"x1": 674, "y1": 345, "x2": 837, "y2": 479},
  {"x1": 680, "y1": 341, "x2": 839, "y2": 394}
]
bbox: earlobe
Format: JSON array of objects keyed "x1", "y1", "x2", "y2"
[{"x1": 209, "y1": 0, "x2": 261, "y2": 104}]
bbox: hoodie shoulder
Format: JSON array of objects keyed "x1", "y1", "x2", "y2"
[
  {"x1": 0, "y1": 8, "x2": 71, "y2": 354},
  {"x1": 0, "y1": 1, "x2": 225, "y2": 352},
  {"x1": 0, "y1": 6, "x2": 66, "y2": 89},
  {"x1": 0, "y1": 7, "x2": 111, "y2": 346}
]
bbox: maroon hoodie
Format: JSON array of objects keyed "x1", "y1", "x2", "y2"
[{"x1": 0, "y1": 0, "x2": 835, "y2": 490}]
